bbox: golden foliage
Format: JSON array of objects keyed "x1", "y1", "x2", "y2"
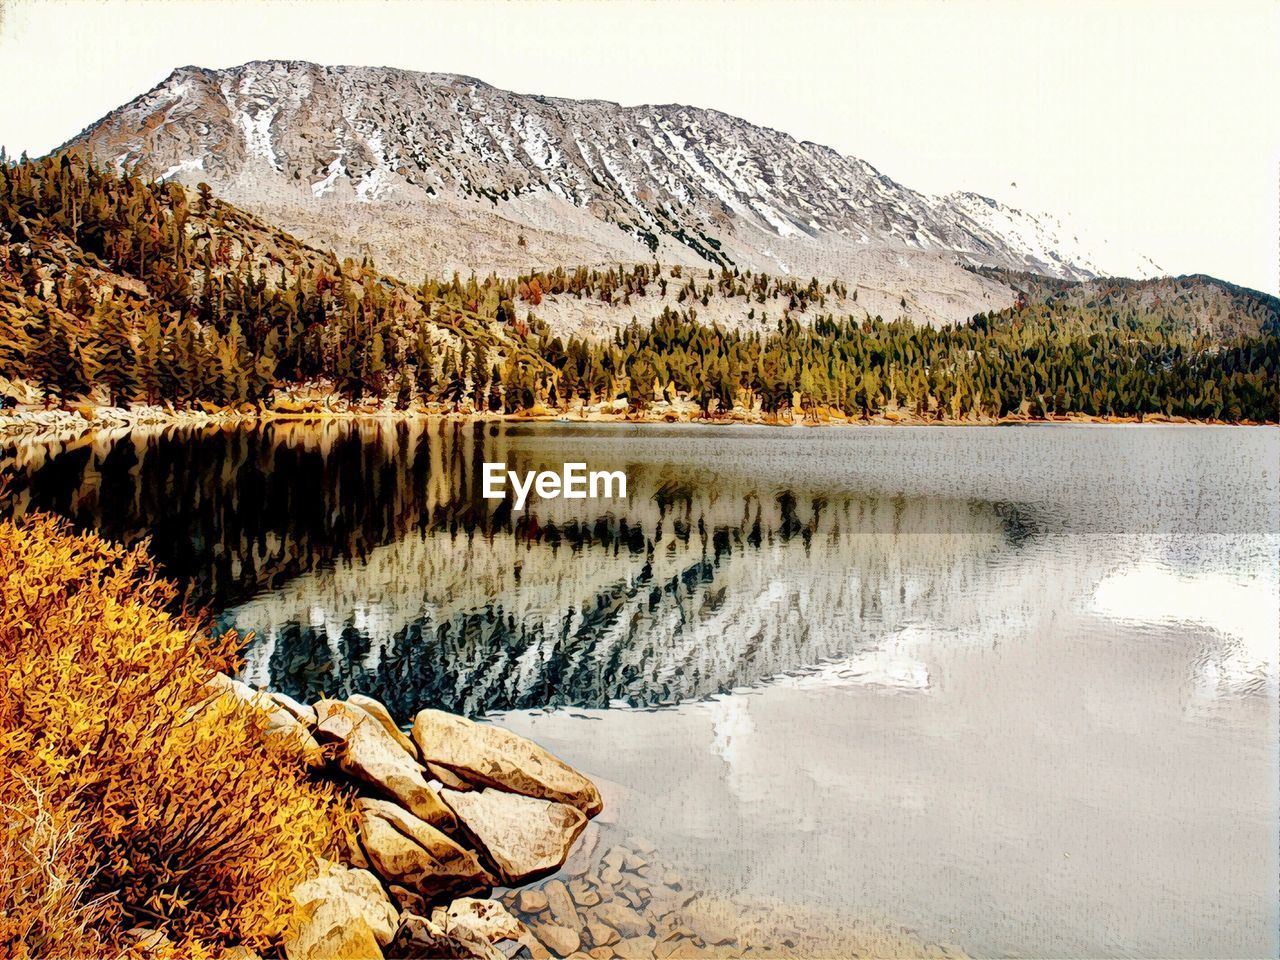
[
  {"x1": 0, "y1": 773, "x2": 114, "y2": 958},
  {"x1": 0, "y1": 514, "x2": 353, "y2": 956}
]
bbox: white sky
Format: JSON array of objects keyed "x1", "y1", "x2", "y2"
[{"x1": 0, "y1": 0, "x2": 1276, "y2": 292}]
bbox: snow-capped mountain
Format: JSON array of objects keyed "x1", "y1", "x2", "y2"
[{"x1": 63, "y1": 60, "x2": 1159, "y2": 322}]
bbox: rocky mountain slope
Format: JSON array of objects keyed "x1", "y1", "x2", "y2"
[{"x1": 63, "y1": 61, "x2": 1160, "y2": 328}]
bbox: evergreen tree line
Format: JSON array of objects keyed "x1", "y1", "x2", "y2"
[{"x1": 1, "y1": 154, "x2": 1276, "y2": 421}]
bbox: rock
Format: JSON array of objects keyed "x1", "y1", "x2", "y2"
[
  {"x1": 653, "y1": 937, "x2": 686, "y2": 960},
  {"x1": 428, "y1": 760, "x2": 477, "y2": 791},
  {"x1": 413, "y1": 709, "x2": 602, "y2": 816},
  {"x1": 356, "y1": 797, "x2": 493, "y2": 900},
  {"x1": 584, "y1": 920, "x2": 620, "y2": 948},
  {"x1": 622, "y1": 853, "x2": 647, "y2": 872},
  {"x1": 585, "y1": 871, "x2": 612, "y2": 900},
  {"x1": 685, "y1": 912, "x2": 736, "y2": 948},
  {"x1": 286, "y1": 862, "x2": 397, "y2": 959},
  {"x1": 269, "y1": 689, "x2": 318, "y2": 727},
  {"x1": 653, "y1": 919, "x2": 694, "y2": 943},
  {"x1": 206, "y1": 674, "x2": 321, "y2": 761},
  {"x1": 568, "y1": 879, "x2": 599, "y2": 907},
  {"x1": 517, "y1": 888, "x2": 550, "y2": 914},
  {"x1": 600, "y1": 866, "x2": 622, "y2": 886},
  {"x1": 316, "y1": 699, "x2": 456, "y2": 830},
  {"x1": 541, "y1": 879, "x2": 579, "y2": 929},
  {"x1": 587, "y1": 901, "x2": 650, "y2": 940},
  {"x1": 662, "y1": 872, "x2": 684, "y2": 890},
  {"x1": 123, "y1": 927, "x2": 174, "y2": 951},
  {"x1": 561, "y1": 823, "x2": 599, "y2": 878},
  {"x1": 536, "y1": 924, "x2": 581, "y2": 957},
  {"x1": 614, "y1": 936, "x2": 658, "y2": 959},
  {"x1": 498, "y1": 942, "x2": 536, "y2": 960},
  {"x1": 390, "y1": 884, "x2": 429, "y2": 916},
  {"x1": 588, "y1": 949, "x2": 614, "y2": 960},
  {"x1": 444, "y1": 897, "x2": 528, "y2": 945},
  {"x1": 621, "y1": 887, "x2": 647, "y2": 911},
  {"x1": 348, "y1": 693, "x2": 418, "y2": 758},
  {"x1": 645, "y1": 890, "x2": 680, "y2": 921},
  {"x1": 656, "y1": 942, "x2": 706, "y2": 960},
  {"x1": 442, "y1": 788, "x2": 588, "y2": 886},
  {"x1": 517, "y1": 935, "x2": 551, "y2": 960},
  {"x1": 390, "y1": 914, "x2": 496, "y2": 959}
]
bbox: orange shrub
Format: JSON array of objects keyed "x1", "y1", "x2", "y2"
[{"x1": 0, "y1": 514, "x2": 353, "y2": 956}]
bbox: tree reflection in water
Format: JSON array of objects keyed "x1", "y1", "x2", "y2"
[{"x1": 1, "y1": 419, "x2": 1024, "y2": 717}]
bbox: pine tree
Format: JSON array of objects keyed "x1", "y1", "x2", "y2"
[
  {"x1": 137, "y1": 312, "x2": 163, "y2": 405},
  {"x1": 87, "y1": 299, "x2": 137, "y2": 406}
]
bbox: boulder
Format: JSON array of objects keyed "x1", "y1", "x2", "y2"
[
  {"x1": 389, "y1": 884, "x2": 429, "y2": 917},
  {"x1": 584, "y1": 919, "x2": 620, "y2": 948},
  {"x1": 356, "y1": 797, "x2": 493, "y2": 901},
  {"x1": 205, "y1": 674, "x2": 321, "y2": 762},
  {"x1": 413, "y1": 710, "x2": 602, "y2": 816},
  {"x1": 270, "y1": 689, "x2": 319, "y2": 728},
  {"x1": 441, "y1": 787, "x2": 588, "y2": 886},
  {"x1": 541, "y1": 879, "x2": 579, "y2": 929},
  {"x1": 316, "y1": 699, "x2": 456, "y2": 831},
  {"x1": 390, "y1": 914, "x2": 498, "y2": 960},
  {"x1": 428, "y1": 761, "x2": 476, "y2": 792},
  {"x1": 516, "y1": 888, "x2": 549, "y2": 914},
  {"x1": 587, "y1": 901, "x2": 650, "y2": 940},
  {"x1": 614, "y1": 936, "x2": 658, "y2": 959},
  {"x1": 536, "y1": 924, "x2": 581, "y2": 957},
  {"x1": 285, "y1": 862, "x2": 398, "y2": 960},
  {"x1": 442, "y1": 897, "x2": 528, "y2": 946},
  {"x1": 348, "y1": 694, "x2": 418, "y2": 758}
]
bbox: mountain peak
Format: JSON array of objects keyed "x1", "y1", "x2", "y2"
[{"x1": 63, "y1": 60, "x2": 1161, "y2": 301}]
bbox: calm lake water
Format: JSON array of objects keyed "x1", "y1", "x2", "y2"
[{"x1": 3, "y1": 421, "x2": 1277, "y2": 958}]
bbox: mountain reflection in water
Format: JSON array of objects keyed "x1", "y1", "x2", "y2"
[
  {"x1": 2, "y1": 420, "x2": 1273, "y2": 724},
  {"x1": 4, "y1": 420, "x2": 1277, "y2": 957},
  {"x1": 0, "y1": 419, "x2": 1021, "y2": 715}
]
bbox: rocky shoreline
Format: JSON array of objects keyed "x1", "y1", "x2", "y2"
[
  {"x1": 0, "y1": 400, "x2": 1249, "y2": 447},
  {"x1": 182, "y1": 677, "x2": 969, "y2": 960},
  {"x1": 194, "y1": 675, "x2": 605, "y2": 959}
]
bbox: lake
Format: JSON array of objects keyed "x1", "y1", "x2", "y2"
[{"x1": 2, "y1": 420, "x2": 1276, "y2": 958}]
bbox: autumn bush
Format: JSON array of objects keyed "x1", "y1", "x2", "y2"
[{"x1": 0, "y1": 513, "x2": 352, "y2": 957}]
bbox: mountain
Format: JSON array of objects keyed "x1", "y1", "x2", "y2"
[
  {"x1": 63, "y1": 60, "x2": 1161, "y2": 328},
  {"x1": 2, "y1": 156, "x2": 1275, "y2": 423},
  {"x1": 972, "y1": 268, "x2": 1280, "y2": 341},
  {"x1": 0, "y1": 154, "x2": 546, "y2": 408}
]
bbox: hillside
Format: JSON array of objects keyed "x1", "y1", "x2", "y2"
[
  {"x1": 0, "y1": 153, "x2": 549, "y2": 409},
  {"x1": 972, "y1": 268, "x2": 1280, "y2": 340},
  {"x1": 1, "y1": 156, "x2": 1276, "y2": 423},
  {"x1": 63, "y1": 60, "x2": 1161, "y2": 329},
  {"x1": 517, "y1": 262, "x2": 1280, "y2": 343}
]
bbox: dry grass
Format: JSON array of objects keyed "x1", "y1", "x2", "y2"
[{"x1": 0, "y1": 513, "x2": 354, "y2": 957}]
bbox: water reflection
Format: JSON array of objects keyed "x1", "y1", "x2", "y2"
[
  {"x1": 3, "y1": 421, "x2": 1274, "y2": 724},
  {"x1": 234, "y1": 490, "x2": 1015, "y2": 714},
  {"x1": 3, "y1": 421, "x2": 1276, "y2": 956}
]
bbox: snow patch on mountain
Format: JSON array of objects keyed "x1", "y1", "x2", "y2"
[{"x1": 61, "y1": 59, "x2": 1164, "y2": 332}]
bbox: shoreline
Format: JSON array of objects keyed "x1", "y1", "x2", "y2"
[{"x1": 0, "y1": 402, "x2": 1270, "y2": 445}]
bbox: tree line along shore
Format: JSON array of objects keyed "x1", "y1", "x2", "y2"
[{"x1": 1, "y1": 154, "x2": 1277, "y2": 428}]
